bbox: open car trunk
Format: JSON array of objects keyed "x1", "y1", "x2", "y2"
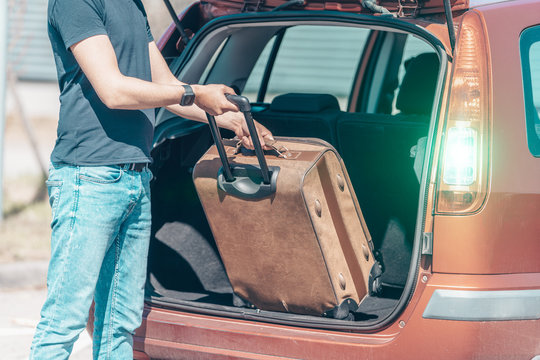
[{"x1": 145, "y1": 12, "x2": 446, "y2": 329}]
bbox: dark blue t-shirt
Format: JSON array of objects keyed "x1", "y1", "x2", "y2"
[{"x1": 48, "y1": 0, "x2": 155, "y2": 165}]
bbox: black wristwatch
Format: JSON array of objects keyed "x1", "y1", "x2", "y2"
[{"x1": 180, "y1": 84, "x2": 195, "y2": 106}]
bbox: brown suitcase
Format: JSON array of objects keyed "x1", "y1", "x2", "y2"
[{"x1": 193, "y1": 95, "x2": 382, "y2": 319}]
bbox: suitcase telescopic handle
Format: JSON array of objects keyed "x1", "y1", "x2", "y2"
[
  {"x1": 224, "y1": 94, "x2": 271, "y2": 185},
  {"x1": 204, "y1": 95, "x2": 279, "y2": 200},
  {"x1": 205, "y1": 112, "x2": 235, "y2": 182}
]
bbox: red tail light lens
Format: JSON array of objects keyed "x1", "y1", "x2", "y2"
[{"x1": 437, "y1": 11, "x2": 491, "y2": 214}]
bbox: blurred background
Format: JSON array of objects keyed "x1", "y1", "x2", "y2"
[{"x1": 0, "y1": 0, "x2": 191, "y2": 357}]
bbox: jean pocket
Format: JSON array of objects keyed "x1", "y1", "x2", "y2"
[
  {"x1": 79, "y1": 166, "x2": 123, "y2": 184},
  {"x1": 45, "y1": 179, "x2": 63, "y2": 220}
]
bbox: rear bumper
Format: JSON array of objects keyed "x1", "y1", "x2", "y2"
[{"x1": 136, "y1": 273, "x2": 540, "y2": 359}]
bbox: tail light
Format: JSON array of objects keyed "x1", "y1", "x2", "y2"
[{"x1": 436, "y1": 10, "x2": 491, "y2": 214}]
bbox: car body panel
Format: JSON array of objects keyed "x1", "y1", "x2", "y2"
[
  {"x1": 134, "y1": 273, "x2": 540, "y2": 358},
  {"x1": 433, "y1": 1, "x2": 540, "y2": 275},
  {"x1": 156, "y1": 0, "x2": 463, "y2": 59}
]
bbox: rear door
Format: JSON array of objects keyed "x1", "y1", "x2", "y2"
[{"x1": 158, "y1": 0, "x2": 466, "y2": 59}]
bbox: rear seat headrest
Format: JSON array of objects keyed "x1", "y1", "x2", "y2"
[
  {"x1": 396, "y1": 53, "x2": 439, "y2": 116},
  {"x1": 270, "y1": 93, "x2": 340, "y2": 113}
]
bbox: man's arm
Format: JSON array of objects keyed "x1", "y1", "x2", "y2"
[
  {"x1": 147, "y1": 41, "x2": 274, "y2": 148},
  {"x1": 71, "y1": 35, "x2": 237, "y2": 116}
]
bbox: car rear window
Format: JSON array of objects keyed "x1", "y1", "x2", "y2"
[
  {"x1": 243, "y1": 25, "x2": 370, "y2": 109},
  {"x1": 520, "y1": 25, "x2": 540, "y2": 157}
]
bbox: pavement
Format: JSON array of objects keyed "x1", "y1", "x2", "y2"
[
  {"x1": 0, "y1": 262, "x2": 92, "y2": 358},
  {"x1": 0, "y1": 288, "x2": 92, "y2": 359}
]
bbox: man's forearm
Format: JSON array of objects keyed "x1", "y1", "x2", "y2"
[
  {"x1": 166, "y1": 103, "x2": 208, "y2": 123},
  {"x1": 104, "y1": 75, "x2": 184, "y2": 110}
]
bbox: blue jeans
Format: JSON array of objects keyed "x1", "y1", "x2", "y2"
[{"x1": 30, "y1": 163, "x2": 152, "y2": 359}]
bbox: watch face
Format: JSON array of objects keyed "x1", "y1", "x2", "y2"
[
  {"x1": 181, "y1": 93, "x2": 195, "y2": 106},
  {"x1": 181, "y1": 85, "x2": 195, "y2": 106}
]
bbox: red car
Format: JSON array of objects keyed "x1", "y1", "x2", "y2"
[{"x1": 107, "y1": 0, "x2": 540, "y2": 358}]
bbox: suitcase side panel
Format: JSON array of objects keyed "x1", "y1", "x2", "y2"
[
  {"x1": 302, "y1": 151, "x2": 375, "y2": 305},
  {"x1": 301, "y1": 155, "x2": 360, "y2": 306}
]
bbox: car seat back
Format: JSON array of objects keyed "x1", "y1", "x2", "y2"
[
  {"x1": 253, "y1": 93, "x2": 341, "y2": 148},
  {"x1": 336, "y1": 52, "x2": 439, "y2": 288}
]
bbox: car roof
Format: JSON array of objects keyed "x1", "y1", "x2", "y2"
[{"x1": 469, "y1": 0, "x2": 514, "y2": 8}]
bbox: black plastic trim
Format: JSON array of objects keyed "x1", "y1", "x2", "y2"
[
  {"x1": 147, "y1": 295, "x2": 380, "y2": 331},
  {"x1": 257, "y1": 28, "x2": 286, "y2": 102},
  {"x1": 217, "y1": 165, "x2": 280, "y2": 199}
]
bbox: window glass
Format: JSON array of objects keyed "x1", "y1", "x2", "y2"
[
  {"x1": 245, "y1": 25, "x2": 369, "y2": 110},
  {"x1": 520, "y1": 26, "x2": 540, "y2": 156},
  {"x1": 242, "y1": 36, "x2": 276, "y2": 101},
  {"x1": 399, "y1": 35, "x2": 434, "y2": 83},
  {"x1": 528, "y1": 42, "x2": 540, "y2": 138},
  {"x1": 391, "y1": 35, "x2": 435, "y2": 114},
  {"x1": 531, "y1": 43, "x2": 540, "y2": 135},
  {"x1": 200, "y1": 37, "x2": 229, "y2": 84}
]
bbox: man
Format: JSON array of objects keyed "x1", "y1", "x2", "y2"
[{"x1": 30, "y1": 0, "x2": 273, "y2": 358}]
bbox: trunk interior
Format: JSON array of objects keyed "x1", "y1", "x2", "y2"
[
  {"x1": 144, "y1": 14, "x2": 443, "y2": 327},
  {"x1": 146, "y1": 125, "x2": 403, "y2": 323}
]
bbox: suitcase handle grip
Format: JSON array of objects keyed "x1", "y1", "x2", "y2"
[
  {"x1": 225, "y1": 94, "x2": 251, "y2": 112},
  {"x1": 225, "y1": 94, "x2": 271, "y2": 185}
]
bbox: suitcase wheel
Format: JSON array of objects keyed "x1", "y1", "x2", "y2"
[{"x1": 323, "y1": 298, "x2": 358, "y2": 320}]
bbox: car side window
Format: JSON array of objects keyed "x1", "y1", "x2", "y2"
[
  {"x1": 200, "y1": 37, "x2": 230, "y2": 84},
  {"x1": 361, "y1": 32, "x2": 436, "y2": 115},
  {"x1": 391, "y1": 35, "x2": 435, "y2": 114},
  {"x1": 520, "y1": 25, "x2": 540, "y2": 157},
  {"x1": 243, "y1": 25, "x2": 370, "y2": 110},
  {"x1": 242, "y1": 36, "x2": 276, "y2": 101}
]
